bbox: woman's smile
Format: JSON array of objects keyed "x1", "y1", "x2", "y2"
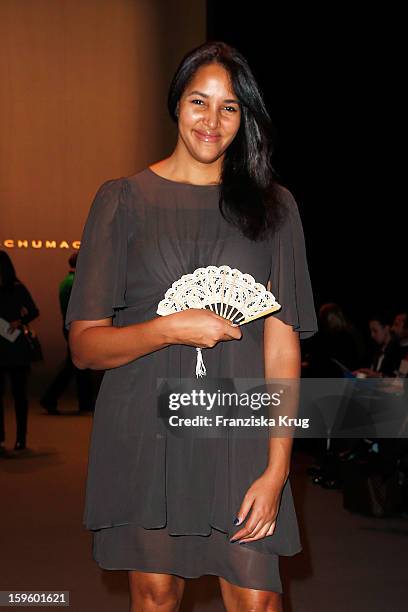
[{"x1": 193, "y1": 129, "x2": 222, "y2": 143}]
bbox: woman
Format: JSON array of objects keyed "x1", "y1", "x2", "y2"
[
  {"x1": 0, "y1": 250, "x2": 40, "y2": 453},
  {"x1": 66, "y1": 41, "x2": 317, "y2": 611}
]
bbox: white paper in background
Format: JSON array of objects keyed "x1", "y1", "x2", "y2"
[{"x1": 0, "y1": 317, "x2": 21, "y2": 342}]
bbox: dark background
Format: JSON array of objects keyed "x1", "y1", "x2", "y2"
[{"x1": 207, "y1": 4, "x2": 404, "y2": 335}]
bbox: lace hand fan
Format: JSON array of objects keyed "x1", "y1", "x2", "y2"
[{"x1": 156, "y1": 265, "x2": 281, "y2": 378}]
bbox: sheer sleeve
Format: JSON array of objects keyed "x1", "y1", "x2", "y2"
[
  {"x1": 64, "y1": 178, "x2": 128, "y2": 331},
  {"x1": 268, "y1": 187, "x2": 318, "y2": 340}
]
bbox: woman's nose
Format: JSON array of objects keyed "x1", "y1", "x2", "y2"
[{"x1": 202, "y1": 107, "x2": 219, "y2": 129}]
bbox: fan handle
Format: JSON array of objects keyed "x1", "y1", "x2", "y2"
[{"x1": 236, "y1": 305, "x2": 282, "y2": 326}]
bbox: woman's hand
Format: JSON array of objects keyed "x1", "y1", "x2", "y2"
[
  {"x1": 230, "y1": 471, "x2": 286, "y2": 544},
  {"x1": 166, "y1": 309, "x2": 242, "y2": 348}
]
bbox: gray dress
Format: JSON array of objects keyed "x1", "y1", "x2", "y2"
[{"x1": 65, "y1": 167, "x2": 318, "y2": 593}]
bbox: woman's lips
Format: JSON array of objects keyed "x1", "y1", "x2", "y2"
[{"x1": 194, "y1": 130, "x2": 221, "y2": 143}]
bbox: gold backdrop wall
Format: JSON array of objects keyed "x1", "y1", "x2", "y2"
[{"x1": 0, "y1": 0, "x2": 205, "y2": 383}]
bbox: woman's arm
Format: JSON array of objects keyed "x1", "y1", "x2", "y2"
[
  {"x1": 263, "y1": 314, "x2": 301, "y2": 486},
  {"x1": 69, "y1": 316, "x2": 175, "y2": 370},
  {"x1": 229, "y1": 315, "x2": 301, "y2": 544},
  {"x1": 69, "y1": 309, "x2": 242, "y2": 370}
]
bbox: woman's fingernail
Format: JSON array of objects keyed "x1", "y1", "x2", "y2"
[{"x1": 233, "y1": 517, "x2": 240, "y2": 525}]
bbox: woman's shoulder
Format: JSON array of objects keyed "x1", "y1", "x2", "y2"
[
  {"x1": 88, "y1": 175, "x2": 137, "y2": 218},
  {"x1": 93, "y1": 168, "x2": 157, "y2": 208},
  {"x1": 124, "y1": 167, "x2": 154, "y2": 192},
  {"x1": 274, "y1": 182, "x2": 300, "y2": 216},
  {"x1": 94, "y1": 175, "x2": 130, "y2": 198},
  {"x1": 268, "y1": 182, "x2": 304, "y2": 238}
]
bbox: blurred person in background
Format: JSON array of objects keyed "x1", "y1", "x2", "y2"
[
  {"x1": 355, "y1": 312, "x2": 402, "y2": 378},
  {"x1": 391, "y1": 310, "x2": 408, "y2": 356},
  {"x1": 0, "y1": 250, "x2": 40, "y2": 453},
  {"x1": 390, "y1": 310, "x2": 408, "y2": 377},
  {"x1": 40, "y1": 253, "x2": 94, "y2": 415},
  {"x1": 301, "y1": 303, "x2": 366, "y2": 487},
  {"x1": 302, "y1": 302, "x2": 365, "y2": 377}
]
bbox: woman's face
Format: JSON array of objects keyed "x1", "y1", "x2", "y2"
[{"x1": 176, "y1": 63, "x2": 241, "y2": 166}]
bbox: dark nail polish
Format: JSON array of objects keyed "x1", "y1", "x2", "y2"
[{"x1": 233, "y1": 517, "x2": 240, "y2": 525}]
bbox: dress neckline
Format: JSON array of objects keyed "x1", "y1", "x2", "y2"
[{"x1": 146, "y1": 166, "x2": 220, "y2": 188}]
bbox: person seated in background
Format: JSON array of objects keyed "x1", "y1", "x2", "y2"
[
  {"x1": 354, "y1": 312, "x2": 402, "y2": 378},
  {"x1": 301, "y1": 302, "x2": 365, "y2": 377}
]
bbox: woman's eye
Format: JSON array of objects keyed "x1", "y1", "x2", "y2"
[{"x1": 190, "y1": 100, "x2": 238, "y2": 113}]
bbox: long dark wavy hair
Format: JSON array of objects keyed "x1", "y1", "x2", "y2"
[
  {"x1": 0, "y1": 250, "x2": 20, "y2": 292},
  {"x1": 167, "y1": 40, "x2": 286, "y2": 241}
]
